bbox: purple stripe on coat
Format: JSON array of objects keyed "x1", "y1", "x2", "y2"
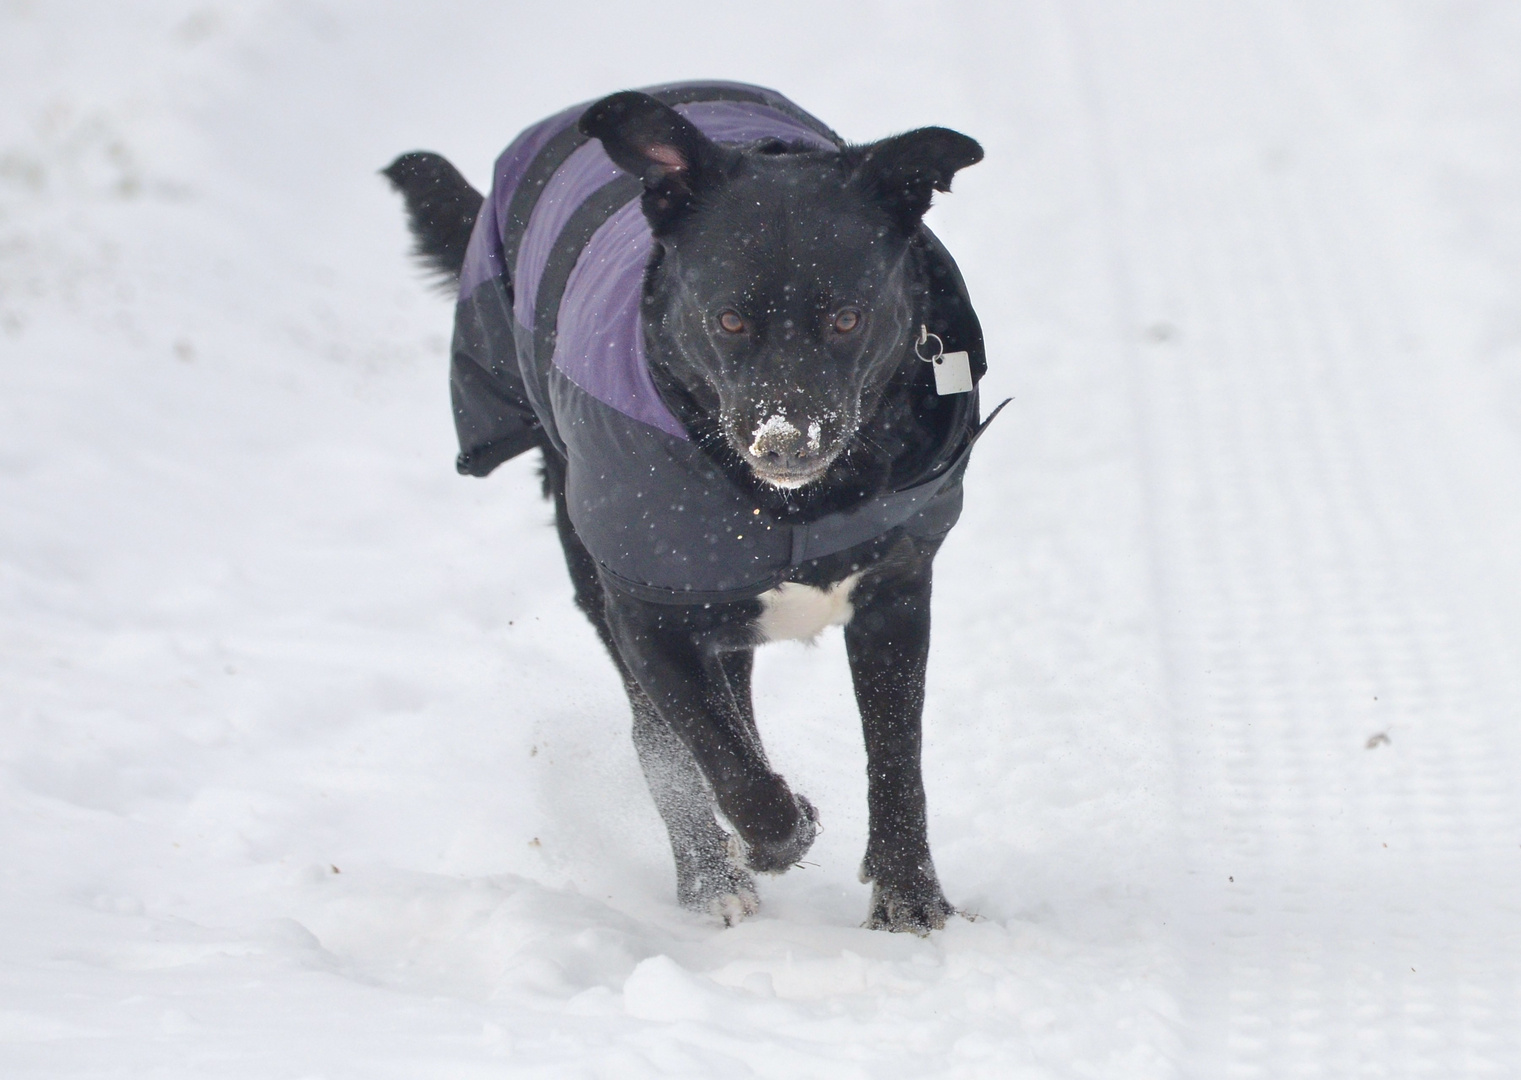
[
  {"x1": 511, "y1": 137, "x2": 624, "y2": 329},
  {"x1": 457, "y1": 102, "x2": 583, "y2": 297},
  {"x1": 550, "y1": 199, "x2": 688, "y2": 439}
]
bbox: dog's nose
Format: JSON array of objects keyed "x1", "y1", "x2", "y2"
[{"x1": 749, "y1": 414, "x2": 820, "y2": 466}]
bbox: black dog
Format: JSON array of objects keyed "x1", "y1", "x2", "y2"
[{"x1": 386, "y1": 82, "x2": 993, "y2": 933}]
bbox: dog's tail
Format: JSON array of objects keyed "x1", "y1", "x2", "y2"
[{"x1": 382, "y1": 152, "x2": 483, "y2": 290}]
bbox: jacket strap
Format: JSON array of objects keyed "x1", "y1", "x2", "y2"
[{"x1": 785, "y1": 397, "x2": 1008, "y2": 566}]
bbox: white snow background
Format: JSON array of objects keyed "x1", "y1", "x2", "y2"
[{"x1": 4, "y1": 1, "x2": 1521, "y2": 1076}]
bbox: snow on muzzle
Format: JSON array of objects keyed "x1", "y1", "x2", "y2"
[{"x1": 729, "y1": 407, "x2": 851, "y2": 490}]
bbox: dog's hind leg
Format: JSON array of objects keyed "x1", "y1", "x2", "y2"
[{"x1": 539, "y1": 448, "x2": 758, "y2": 922}]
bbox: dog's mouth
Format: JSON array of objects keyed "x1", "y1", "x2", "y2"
[
  {"x1": 748, "y1": 460, "x2": 834, "y2": 490},
  {"x1": 726, "y1": 411, "x2": 849, "y2": 490}
]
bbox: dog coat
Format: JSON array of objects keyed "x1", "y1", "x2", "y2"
[{"x1": 449, "y1": 81, "x2": 990, "y2": 603}]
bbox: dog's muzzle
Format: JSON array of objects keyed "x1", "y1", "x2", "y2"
[{"x1": 741, "y1": 412, "x2": 837, "y2": 489}]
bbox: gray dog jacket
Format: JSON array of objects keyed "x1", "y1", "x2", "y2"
[{"x1": 448, "y1": 81, "x2": 991, "y2": 603}]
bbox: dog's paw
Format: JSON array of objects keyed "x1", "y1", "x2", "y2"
[
  {"x1": 678, "y1": 861, "x2": 760, "y2": 926},
  {"x1": 863, "y1": 879, "x2": 956, "y2": 936},
  {"x1": 728, "y1": 794, "x2": 819, "y2": 874},
  {"x1": 707, "y1": 885, "x2": 761, "y2": 927}
]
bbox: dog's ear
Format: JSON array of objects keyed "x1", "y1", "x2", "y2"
[
  {"x1": 847, "y1": 127, "x2": 983, "y2": 232},
  {"x1": 580, "y1": 91, "x2": 729, "y2": 234}
]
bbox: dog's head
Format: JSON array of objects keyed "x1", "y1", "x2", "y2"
[{"x1": 581, "y1": 93, "x2": 981, "y2": 490}]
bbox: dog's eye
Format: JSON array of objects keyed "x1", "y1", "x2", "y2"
[
  {"x1": 718, "y1": 310, "x2": 747, "y2": 334},
  {"x1": 832, "y1": 308, "x2": 861, "y2": 334}
]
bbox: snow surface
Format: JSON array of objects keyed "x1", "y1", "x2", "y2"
[{"x1": 4, "y1": 1, "x2": 1521, "y2": 1076}]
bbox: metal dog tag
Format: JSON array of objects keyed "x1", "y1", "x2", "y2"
[
  {"x1": 933, "y1": 351, "x2": 973, "y2": 395},
  {"x1": 915, "y1": 326, "x2": 973, "y2": 396}
]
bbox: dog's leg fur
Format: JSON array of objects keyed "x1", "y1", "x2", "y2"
[
  {"x1": 845, "y1": 544, "x2": 956, "y2": 934},
  {"x1": 628, "y1": 694, "x2": 759, "y2": 922},
  {"x1": 539, "y1": 446, "x2": 759, "y2": 919},
  {"x1": 717, "y1": 649, "x2": 766, "y2": 765},
  {"x1": 602, "y1": 590, "x2": 819, "y2": 875}
]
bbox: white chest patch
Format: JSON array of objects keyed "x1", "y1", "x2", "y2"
[{"x1": 756, "y1": 573, "x2": 864, "y2": 643}]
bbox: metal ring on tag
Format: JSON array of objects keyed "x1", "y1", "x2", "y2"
[{"x1": 914, "y1": 329, "x2": 945, "y2": 364}]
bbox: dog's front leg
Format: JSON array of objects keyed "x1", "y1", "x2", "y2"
[
  {"x1": 604, "y1": 590, "x2": 818, "y2": 874},
  {"x1": 846, "y1": 550, "x2": 956, "y2": 934}
]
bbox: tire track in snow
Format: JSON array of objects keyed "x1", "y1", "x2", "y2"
[{"x1": 1065, "y1": 1, "x2": 1521, "y2": 1073}]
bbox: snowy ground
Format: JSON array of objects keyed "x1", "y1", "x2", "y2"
[{"x1": 4, "y1": 1, "x2": 1520, "y2": 1076}]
